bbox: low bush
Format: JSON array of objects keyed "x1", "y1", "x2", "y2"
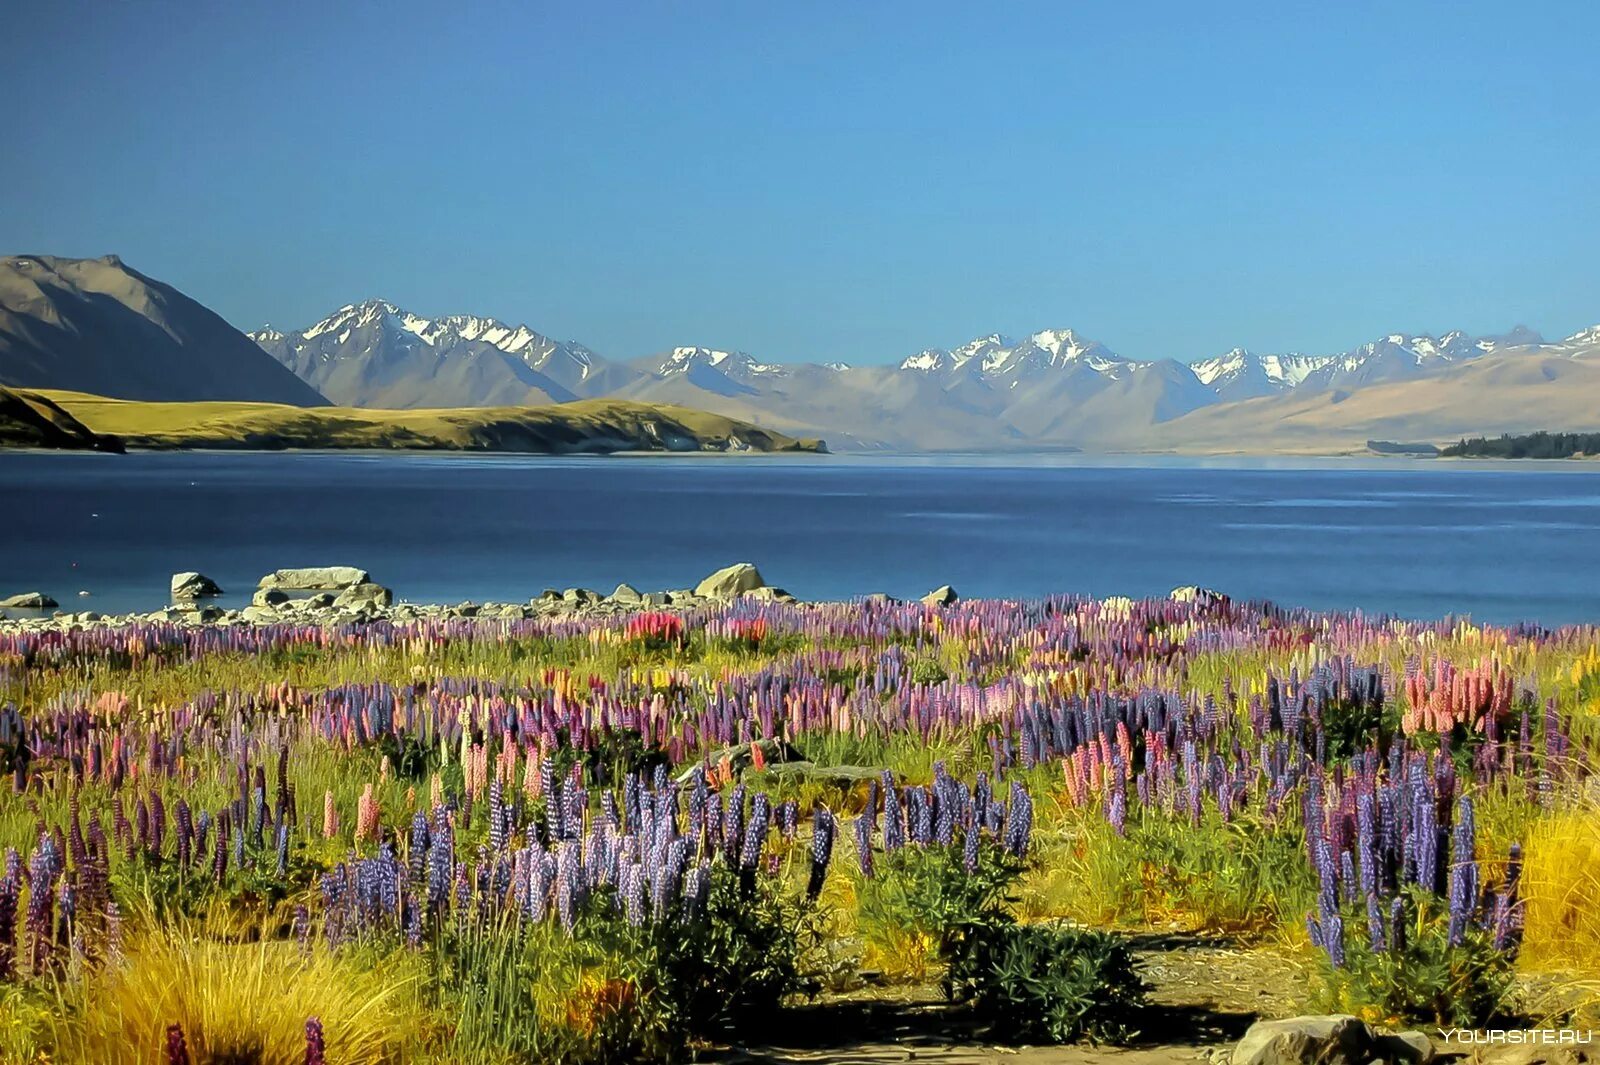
[
  {"x1": 947, "y1": 923, "x2": 1147, "y2": 1045},
  {"x1": 1311, "y1": 887, "x2": 1517, "y2": 1027}
]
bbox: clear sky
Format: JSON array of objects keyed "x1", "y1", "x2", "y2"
[{"x1": 5, "y1": 1, "x2": 1598, "y2": 365}]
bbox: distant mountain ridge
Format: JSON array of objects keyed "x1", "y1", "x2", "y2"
[
  {"x1": 0, "y1": 254, "x2": 326, "y2": 406},
  {"x1": 4, "y1": 254, "x2": 1595, "y2": 453},
  {"x1": 250, "y1": 299, "x2": 641, "y2": 408},
  {"x1": 255, "y1": 300, "x2": 1600, "y2": 450}
]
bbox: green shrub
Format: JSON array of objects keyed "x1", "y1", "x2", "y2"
[
  {"x1": 854, "y1": 843, "x2": 1022, "y2": 980},
  {"x1": 948, "y1": 923, "x2": 1147, "y2": 1045},
  {"x1": 430, "y1": 864, "x2": 813, "y2": 1063},
  {"x1": 1312, "y1": 887, "x2": 1516, "y2": 1027}
]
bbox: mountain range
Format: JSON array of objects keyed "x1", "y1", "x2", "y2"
[
  {"x1": 3, "y1": 254, "x2": 1597, "y2": 453},
  {"x1": 250, "y1": 299, "x2": 1600, "y2": 451}
]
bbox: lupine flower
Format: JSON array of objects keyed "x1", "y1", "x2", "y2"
[
  {"x1": 1445, "y1": 795, "x2": 1478, "y2": 947},
  {"x1": 807, "y1": 808, "x2": 835, "y2": 899},
  {"x1": 853, "y1": 816, "x2": 874, "y2": 878},
  {"x1": 304, "y1": 1016, "x2": 325, "y2": 1065},
  {"x1": 166, "y1": 1024, "x2": 191, "y2": 1065}
]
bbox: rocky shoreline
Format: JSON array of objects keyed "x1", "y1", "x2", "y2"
[{"x1": 0, "y1": 562, "x2": 944, "y2": 632}]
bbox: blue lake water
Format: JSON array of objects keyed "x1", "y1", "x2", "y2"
[{"x1": 1, "y1": 451, "x2": 1598, "y2": 624}]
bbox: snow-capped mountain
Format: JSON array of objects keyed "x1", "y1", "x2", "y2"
[
  {"x1": 1185, "y1": 328, "x2": 1585, "y2": 402},
  {"x1": 899, "y1": 329, "x2": 1124, "y2": 378},
  {"x1": 252, "y1": 301, "x2": 1600, "y2": 449},
  {"x1": 250, "y1": 300, "x2": 639, "y2": 408}
]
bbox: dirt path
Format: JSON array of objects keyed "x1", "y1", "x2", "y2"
[{"x1": 707, "y1": 935, "x2": 1305, "y2": 1064}]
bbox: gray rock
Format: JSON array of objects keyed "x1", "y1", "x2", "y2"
[
  {"x1": 258, "y1": 566, "x2": 370, "y2": 591},
  {"x1": 0, "y1": 592, "x2": 58, "y2": 609},
  {"x1": 334, "y1": 582, "x2": 393, "y2": 610},
  {"x1": 241, "y1": 605, "x2": 280, "y2": 624},
  {"x1": 252, "y1": 588, "x2": 290, "y2": 608},
  {"x1": 1172, "y1": 585, "x2": 1229, "y2": 606},
  {"x1": 757, "y1": 761, "x2": 890, "y2": 787},
  {"x1": 1232, "y1": 1015, "x2": 1376, "y2": 1065},
  {"x1": 862, "y1": 593, "x2": 900, "y2": 605},
  {"x1": 693, "y1": 562, "x2": 766, "y2": 600},
  {"x1": 610, "y1": 583, "x2": 642, "y2": 604},
  {"x1": 742, "y1": 586, "x2": 796, "y2": 603},
  {"x1": 921, "y1": 585, "x2": 958, "y2": 607},
  {"x1": 171, "y1": 572, "x2": 224, "y2": 600},
  {"x1": 642, "y1": 592, "x2": 668, "y2": 608},
  {"x1": 562, "y1": 587, "x2": 600, "y2": 605}
]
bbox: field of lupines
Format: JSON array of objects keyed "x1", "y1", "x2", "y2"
[{"x1": 0, "y1": 592, "x2": 1598, "y2": 1063}]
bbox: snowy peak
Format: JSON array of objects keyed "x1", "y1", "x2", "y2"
[
  {"x1": 657, "y1": 346, "x2": 786, "y2": 379},
  {"x1": 1559, "y1": 324, "x2": 1600, "y2": 349},
  {"x1": 899, "y1": 329, "x2": 1125, "y2": 378},
  {"x1": 253, "y1": 299, "x2": 607, "y2": 380}
]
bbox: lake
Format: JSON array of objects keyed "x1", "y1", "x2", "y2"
[{"x1": 2, "y1": 451, "x2": 1597, "y2": 624}]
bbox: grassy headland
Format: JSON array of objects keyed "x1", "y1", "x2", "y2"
[
  {"x1": 16, "y1": 389, "x2": 827, "y2": 454},
  {"x1": 0, "y1": 385, "x2": 123, "y2": 451}
]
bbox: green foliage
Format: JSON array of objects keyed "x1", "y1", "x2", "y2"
[
  {"x1": 1312, "y1": 888, "x2": 1517, "y2": 1027},
  {"x1": 1441, "y1": 431, "x2": 1600, "y2": 459},
  {"x1": 855, "y1": 844, "x2": 1022, "y2": 977},
  {"x1": 947, "y1": 923, "x2": 1147, "y2": 1045},
  {"x1": 856, "y1": 844, "x2": 1147, "y2": 1045},
  {"x1": 1121, "y1": 810, "x2": 1315, "y2": 934},
  {"x1": 908, "y1": 658, "x2": 950, "y2": 687},
  {"x1": 430, "y1": 865, "x2": 813, "y2": 1063}
]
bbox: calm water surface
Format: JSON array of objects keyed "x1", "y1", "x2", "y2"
[{"x1": 1, "y1": 451, "x2": 1597, "y2": 624}]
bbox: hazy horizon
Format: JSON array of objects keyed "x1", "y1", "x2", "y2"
[{"x1": 6, "y1": 1, "x2": 1598, "y2": 365}]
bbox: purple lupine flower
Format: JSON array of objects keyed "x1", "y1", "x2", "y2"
[
  {"x1": 166, "y1": 1023, "x2": 191, "y2": 1065},
  {"x1": 1446, "y1": 795, "x2": 1478, "y2": 947},
  {"x1": 1365, "y1": 892, "x2": 1387, "y2": 952},
  {"x1": 274, "y1": 822, "x2": 290, "y2": 877},
  {"x1": 427, "y1": 807, "x2": 453, "y2": 914},
  {"x1": 407, "y1": 812, "x2": 430, "y2": 880},
  {"x1": 679, "y1": 861, "x2": 709, "y2": 921},
  {"x1": 1002, "y1": 781, "x2": 1032, "y2": 857},
  {"x1": 881, "y1": 783, "x2": 905, "y2": 853},
  {"x1": 739, "y1": 793, "x2": 770, "y2": 871},
  {"x1": 962, "y1": 821, "x2": 980, "y2": 872},
  {"x1": 1355, "y1": 791, "x2": 1376, "y2": 892},
  {"x1": 1108, "y1": 777, "x2": 1127, "y2": 838},
  {"x1": 488, "y1": 779, "x2": 506, "y2": 852},
  {"x1": 853, "y1": 816, "x2": 874, "y2": 878},
  {"x1": 0, "y1": 873, "x2": 17, "y2": 980},
  {"x1": 807, "y1": 808, "x2": 835, "y2": 899},
  {"x1": 305, "y1": 1016, "x2": 326, "y2": 1065},
  {"x1": 622, "y1": 861, "x2": 646, "y2": 926},
  {"x1": 555, "y1": 842, "x2": 580, "y2": 932}
]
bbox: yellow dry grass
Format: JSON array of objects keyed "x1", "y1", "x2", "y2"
[
  {"x1": 49, "y1": 921, "x2": 426, "y2": 1064},
  {"x1": 32, "y1": 389, "x2": 825, "y2": 454}
]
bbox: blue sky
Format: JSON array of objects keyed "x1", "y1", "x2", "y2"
[{"x1": 5, "y1": 1, "x2": 1598, "y2": 365}]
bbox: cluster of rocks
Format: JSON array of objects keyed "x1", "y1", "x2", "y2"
[{"x1": 1, "y1": 562, "x2": 920, "y2": 631}]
